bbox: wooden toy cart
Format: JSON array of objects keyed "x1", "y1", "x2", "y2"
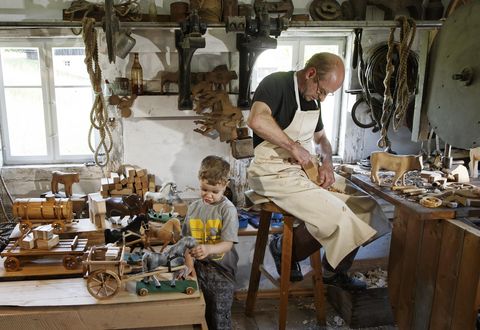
[
  {"x1": 13, "y1": 197, "x2": 74, "y2": 234},
  {"x1": 0, "y1": 236, "x2": 88, "y2": 272},
  {"x1": 83, "y1": 246, "x2": 197, "y2": 300}
]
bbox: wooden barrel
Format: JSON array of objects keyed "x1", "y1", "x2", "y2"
[{"x1": 13, "y1": 198, "x2": 73, "y2": 220}]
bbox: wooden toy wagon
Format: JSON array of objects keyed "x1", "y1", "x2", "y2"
[
  {"x1": 13, "y1": 196, "x2": 74, "y2": 234},
  {"x1": 82, "y1": 245, "x2": 197, "y2": 300},
  {"x1": 0, "y1": 235, "x2": 88, "y2": 272}
]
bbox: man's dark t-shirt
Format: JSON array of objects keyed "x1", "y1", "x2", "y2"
[{"x1": 251, "y1": 71, "x2": 324, "y2": 147}]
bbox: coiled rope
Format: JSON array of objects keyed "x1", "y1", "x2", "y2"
[
  {"x1": 378, "y1": 16, "x2": 416, "y2": 149},
  {"x1": 82, "y1": 18, "x2": 113, "y2": 167}
]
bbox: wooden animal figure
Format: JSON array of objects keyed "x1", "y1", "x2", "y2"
[
  {"x1": 370, "y1": 151, "x2": 423, "y2": 186},
  {"x1": 143, "y1": 182, "x2": 178, "y2": 202},
  {"x1": 205, "y1": 68, "x2": 238, "y2": 91},
  {"x1": 105, "y1": 194, "x2": 145, "y2": 218},
  {"x1": 147, "y1": 218, "x2": 182, "y2": 252},
  {"x1": 51, "y1": 171, "x2": 80, "y2": 197},
  {"x1": 104, "y1": 214, "x2": 149, "y2": 244},
  {"x1": 470, "y1": 147, "x2": 480, "y2": 178},
  {"x1": 160, "y1": 71, "x2": 178, "y2": 94}
]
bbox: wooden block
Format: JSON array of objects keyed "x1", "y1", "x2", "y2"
[
  {"x1": 136, "y1": 168, "x2": 147, "y2": 178},
  {"x1": 105, "y1": 246, "x2": 120, "y2": 260},
  {"x1": 123, "y1": 165, "x2": 136, "y2": 179},
  {"x1": 36, "y1": 234, "x2": 60, "y2": 249},
  {"x1": 20, "y1": 233, "x2": 36, "y2": 249},
  {"x1": 115, "y1": 183, "x2": 123, "y2": 190},
  {"x1": 135, "y1": 182, "x2": 142, "y2": 190},
  {"x1": 119, "y1": 174, "x2": 128, "y2": 185},
  {"x1": 33, "y1": 225, "x2": 54, "y2": 240},
  {"x1": 101, "y1": 178, "x2": 110, "y2": 192},
  {"x1": 126, "y1": 183, "x2": 134, "y2": 189},
  {"x1": 100, "y1": 190, "x2": 109, "y2": 198},
  {"x1": 110, "y1": 172, "x2": 120, "y2": 184},
  {"x1": 148, "y1": 174, "x2": 155, "y2": 183},
  {"x1": 141, "y1": 176, "x2": 148, "y2": 187},
  {"x1": 134, "y1": 177, "x2": 141, "y2": 184},
  {"x1": 109, "y1": 188, "x2": 133, "y2": 196}
]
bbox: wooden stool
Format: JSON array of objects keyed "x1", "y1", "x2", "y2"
[{"x1": 244, "y1": 191, "x2": 326, "y2": 329}]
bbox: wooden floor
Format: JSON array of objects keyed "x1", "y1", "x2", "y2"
[{"x1": 159, "y1": 296, "x2": 397, "y2": 330}]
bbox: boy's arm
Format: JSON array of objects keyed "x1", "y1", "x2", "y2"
[{"x1": 190, "y1": 241, "x2": 233, "y2": 260}]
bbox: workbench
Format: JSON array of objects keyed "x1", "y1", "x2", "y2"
[
  {"x1": 0, "y1": 277, "x2": 207, "y2": 329},
  {"x1": 351, "y1": 174, "x2": 480, "y2": 329}
]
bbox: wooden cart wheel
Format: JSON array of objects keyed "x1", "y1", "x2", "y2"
[
  {"x1": 138, "y1": 287, "x2": 149, "y2": 296},
  {"x1": 86, "y1": 269, "x2": 121, "y2": 299},
  {"x1": 62, "y1": 255, "x2": 79, "y2": 270},
  {"x1": 4, "y1": 256, "x2": 20, "y2": 272},
  {"x1": 52, "y1": 221, "x2": 65, "y2": 234},
  {"x1": 185, "y1": 287, "x2": 195, "y2": 295},
  {"x1": 20, "y1": 221, "x2": 32, "y2": 234}
]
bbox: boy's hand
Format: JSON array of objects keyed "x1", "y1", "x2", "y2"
[{"x1": 190, "y1": 244, "x2": 210, "y2": 260}]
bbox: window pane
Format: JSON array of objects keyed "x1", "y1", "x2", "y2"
[
  {"x1": 4, "y1": 88, "x2": 47, "y2": 156},
  {"x1": 52, "y1": 48, "x2": 90, "y2": 86},
  {"x1": 251, "y1": 46, "x2": 293, "y2": 90},
  {"x1": 55, "y1": 87, "x2": 93, "y2": 155},
  {"x1": 0, "y1": 48, "x2": 41, "y2": 86}
]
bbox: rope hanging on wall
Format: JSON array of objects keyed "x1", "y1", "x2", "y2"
[
  {"x1": 378, "y1": 16, "x2": 416, "y2": 149},
  {"x1": 82, "y1": 17, "x2": 113, "y2": 168}
]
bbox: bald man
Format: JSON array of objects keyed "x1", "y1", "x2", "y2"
[{"x1": 247, "y1": 53, "x2": 388, "y2": 290}]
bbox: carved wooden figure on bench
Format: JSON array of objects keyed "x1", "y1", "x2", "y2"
[
  {"x1": 370, "y1": 151, "x2": 423, "y2": 186},
  {"x1": 469, "y1": 147, "x2": 480, "y2": 178},
  {"x1": 51, "y1": 171, "x2": 80, "y2": 198}
]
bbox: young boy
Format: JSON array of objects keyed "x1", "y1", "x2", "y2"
[{"x1": 183, "y1": 155, "x2": 239, "y2": 330}]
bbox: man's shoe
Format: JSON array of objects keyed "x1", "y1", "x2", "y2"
[
  {"x1": 269, "y1": 234, "x2": 304, "y2": 282},
  {"x1": 323, "y1": 272, "x2": 367, "y2": 291}
]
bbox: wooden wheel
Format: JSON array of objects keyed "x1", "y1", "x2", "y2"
[
  {"x1": 86, "y1": 269, "x2": 121, "y2": 299},
  {"x1": 62, "y1": 255, "x2": 79, "y2": 270},
  {"x1": 185, "y1": 286, "x2": 195, "y2": 295},
  {"x1": 52, "y1": 221, "x2": 65, "y2": 234},
  {"x1": 138, "y1": 287, "x2": 149, "y2": 296},
  {"x1": 20, "y1": 221, "x2": 32, "y2": 234},
  {"x1": 4, "y1": 256, "x2": 20, "y2": 272}
]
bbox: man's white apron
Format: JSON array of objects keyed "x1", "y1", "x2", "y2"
[{"x1": 248, "y1": 73, "x2": 390, "y2": 268}]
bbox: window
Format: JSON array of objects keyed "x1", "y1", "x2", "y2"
[
  {"x1": 251, "y1": 35, "x2": 348, "y2": 155},
  {"x1": 0, "y1": 39, "x2": 94, "y2": 165}
]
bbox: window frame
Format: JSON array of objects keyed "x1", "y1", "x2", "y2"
[
  {"x1": 0, "y1": 38, "x2": 94, "y2": 165},
  {"x1": 251, "y1": 31, "x2": 351, "y2": 156}
]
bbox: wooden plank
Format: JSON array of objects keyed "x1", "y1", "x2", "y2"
[
  {"x1": 411, "y1": 219, "x2": 443, "y2": 329},
  {"x1": 395, "y1": 212, "x2": 423, "y2": 330},
  {"x1": 451, "y1": 225, "x2": 480, "y2": 329},
  {"x1": 0, "y1": 278, "x2": 205, "y2": 329},
  {"x1": 2, "y1": 239, "x2": 88, "y2": 256},
  {"x1": 388, "y1": 208, "x2": 408, "y2": 310},
  {"x1": 429, "y1": 220, "x2": 465, "y2": 329}
]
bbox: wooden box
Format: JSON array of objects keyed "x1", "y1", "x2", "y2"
[
  {"x1": 33, "y1": 225, "x2": 54, "y2": 240},
  {"x1": 327, "y1": 286, "x2": 395, "y2": 328},
  {"x1": 20, "y1": 233, "x2": 36, "y2": 250},
  {"x1": 36, "y1": 234, "x2": 60, "y2": 250}
]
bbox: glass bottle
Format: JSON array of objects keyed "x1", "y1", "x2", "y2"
[
  {"x1": 130, "y1": 53, "x2": 143, "y2": 95},
  {"x1": 148, "y1": 0, "x2": 158, "y2": 22}
]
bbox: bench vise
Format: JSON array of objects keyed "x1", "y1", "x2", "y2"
[
  {"x1": 175, "y1": 10, "x2": 207, "y2": 110},
  {"x1": 226, "y1": 7, "x2": 288, "y2": 108}
]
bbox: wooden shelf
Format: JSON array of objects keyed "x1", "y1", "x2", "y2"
[
  {"x1": 131, "y1": 94, "x2": 240, "y2": 118},
  {"x1": 0, "y1": 20, "x2": 443, "y2": 30}
]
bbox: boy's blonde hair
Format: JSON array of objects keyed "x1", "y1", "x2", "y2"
[{"x1": 198, "y1": 155, "x2": 230, "y2": 186}]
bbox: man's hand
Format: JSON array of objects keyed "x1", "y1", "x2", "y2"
[
  {"x1": 189, "y1": 244, "x2": 211, "y2": 260},
  {"x1": 290, "y1": 142, "x2": 312, "y2": 166},
  {"x1": 317, "y1": 162, "x2": 335, "y2": 188}
]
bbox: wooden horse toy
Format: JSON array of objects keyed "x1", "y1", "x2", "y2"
[
  {"x1": 147, "y1": 218, "x2": 182, "y2": 252},
  {"x1": 370, "y1": 151, "x2": 423, "y2": 186},
  {"x1": 51, "y1": 171, "x2": 80, "y2": 197}
]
